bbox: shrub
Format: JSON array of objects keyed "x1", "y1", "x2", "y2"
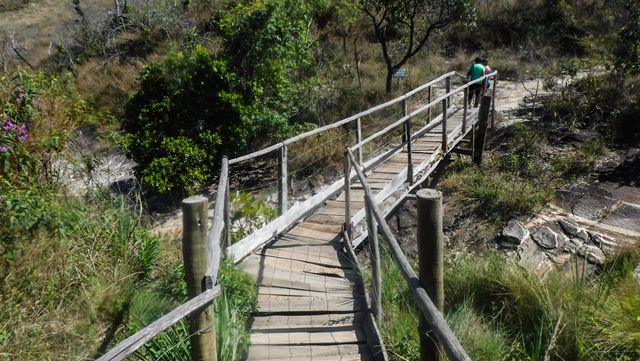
[{"x1": 122, "y1": 45, "x2": 247, "y2": 194}]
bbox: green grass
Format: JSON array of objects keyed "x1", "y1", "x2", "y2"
[{"x1": 371, "y1": 250, "x2": 640, "y2": 361}]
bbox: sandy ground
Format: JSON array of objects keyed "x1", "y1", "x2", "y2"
[{"x1": 0, "y1": 0, "x2": 112, "y2": 70}]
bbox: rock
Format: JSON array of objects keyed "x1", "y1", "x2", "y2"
[
  {"x1": 578, "y1": 244, "x2": 606, "y2": 265},
  {"x1": 589, "y1": 233, "x2": 618, "y2": 256},
  {"x1": 563, "y1": 238, "x2": 584, "y2": 254},
  {"x1": 532, "y1": 226, "x2": 562, "y2": 249},
  {"x1": 633, "y1": 263, "x2": 640, "y2": 280},
  {"x1": 502, "y1": 220, "x2": 529, "y2": 245},
  {"x1": 558, "y1": 219, "x2": 589, "y2": 240},
  {"x1": 627, "y1": 148, "x2": 639, "y2": 159}
]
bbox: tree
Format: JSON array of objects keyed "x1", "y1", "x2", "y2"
[
  {"x1": 616, "y1": 8, "x2": 640, "y2": 73},
  {"x1": 122, "y1": 45, "x2": 248, "y2": 194},
  {"x1": 361, "y1": 0, "x2": 473, "y2": 92}
]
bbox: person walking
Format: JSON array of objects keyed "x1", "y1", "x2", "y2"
[{"x1": 466, "y1": 57, "x2": 485, "y2": 107}]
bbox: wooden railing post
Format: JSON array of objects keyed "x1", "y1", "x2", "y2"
[
  {"x1": 491, "y1": 73, "x2": 498, "y2": 129},
  {"x1": 403, "y1": 99, "x2": 414, "y2": 184},
  {"x1": 462, "y1": 87, "x2": 468, "y2": 133},
  {"x1": 445, "y1": 75, "x2": 451, "y2": 108},
  {"x1": 224, "y1": 175, "x2": 231, "y2": 249},
  {"x1": 278, "y1": 144, "x2": 288, "y2": 215},
  {"x1": 473, "y1": 95, "x2": 492, "y2": 165},
  {"x1": 344, "y1": 149, "x2": 352, "y2": 239},
  {"x1": 364, "y1": 196, "x2": 382, "y2": 322},
  {"x1": 441, "y1": 99, "x2": 448, "y2": 153},
  {"x1": 356, "y1": 117, "x2": 363, "y2": 166},
  {"x1": 182, "y1": 196, "x2": 216, "y2": 361},
  {"x1": 427, "y1": 85, "x2": 432, "y2": 123},
  {"x1": 416, "y1": 189, "x2": 444, "y2": 361}
]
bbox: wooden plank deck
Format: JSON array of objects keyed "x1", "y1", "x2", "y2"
[{"x1": 240, "y1": 106, "x2": 478, "y2": 360}]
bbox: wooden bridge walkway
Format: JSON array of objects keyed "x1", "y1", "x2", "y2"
[
  {"x1": 96, "y1": 71, "x2": 496, "y2": 361},
  {"x1": 240, "y1": 101, "x2": 485, "y2": 360}
]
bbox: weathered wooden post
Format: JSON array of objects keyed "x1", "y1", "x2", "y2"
[
  {"x1": 182, "y1": 196, "x2": 216, "y2": 361},
  {"x1": 473, "y1": 95, "x2": 492, "y2": 165},
  {"x1": 223, "y1": 157, "x2": 231, "y2": 250},
  {"x1": 356, "y1": 117, "x2": 363, "y2": 166},
  {"x1": 364, "y1": 195, "x2": 382, "y2": 322},
  {"x1": 278, "y1": 144, "x2": 288, "y2": 215},
  {"x1": 445, "y1": 75, "x2": 451, "y2": 108},
  {"x1": 416, "y1": 189, "x2": 444, "y2": 361},
  {"x1": 344, "y1": 149, "x2": 352, "y2": 239},
  {"x1": 427, "y1": 86, "x2": 432, "y2": 123},
  {"x1": 441, "y1": 99, "x2": 448, "y2": 153},
  {"x1": 403, "y1": 99, "x2": 414, "y2": 184},
  {"x1": 491, "y1": 73, "x2": 498, "y2": 129},
  {"x1": 462, "y1": 87, "x2": 468, "y2": 133}
]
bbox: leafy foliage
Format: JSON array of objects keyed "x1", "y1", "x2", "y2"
[
  {"x1": 122, "y1": 45, "x2": 246, "y2": 194},
  {"x1": 615, "y1": 9, "x2": 640, "y2": 73}
]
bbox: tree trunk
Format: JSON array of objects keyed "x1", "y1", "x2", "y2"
[{"x1": 385, "y1": 69, "x2": 393, "y2": 93}]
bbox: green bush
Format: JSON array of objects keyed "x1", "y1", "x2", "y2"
[{"x1": 122, "y1": 45, "x2": 247, "y2": 194}]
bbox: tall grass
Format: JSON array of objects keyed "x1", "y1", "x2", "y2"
[{"x1": 373, "y1": 249, "x2": 640, "y2": 360}]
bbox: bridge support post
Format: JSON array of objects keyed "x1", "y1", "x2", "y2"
[
  {"x1": 344, "y1": 150, "x2": 352, "y2": 239},
  {"x1": 356, "y1": 117, "x2": 363, "y2": 166},
  {"x1": 224, "y1": 159, "x2": 231, "y2": 250},
  {"x1": 416, "y1": 189, "x2": 444, "y2": 361},
  {"x1": 278, "y1": 144, "x2": 288, "y2": 215},
  {"x1": 441, "y1": 99, "x2": 448, "y2": 153},
  {"x1": 403, "y1": 98, "x2": 414, "y2": 184},
  {"x1": 473, "y1": 95, "x2": 492, "y2": 165},
  {"x1": 427, "y1": 86, "x2": 432, "y2": 123},
  {"x1": 491, "y1": 74, "x2": 498, "y2": 129},
  {"x1": 445, "y1": 76, "x2": 451, "y2": 108},
  {"x1": 182, "y1": 196, "x2": 217, "y2": 361},
  {"x1": 462, "y1": 87, "x2": 468, "y2": 133}
]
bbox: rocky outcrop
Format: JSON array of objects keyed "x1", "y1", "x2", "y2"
[{"x1": 502, "y1": 220, "x2": 529, "y2": 245}]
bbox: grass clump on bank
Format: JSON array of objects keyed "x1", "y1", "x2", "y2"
[{"x1": 376, "y1": 250, "x2": 640, "y2": 360}]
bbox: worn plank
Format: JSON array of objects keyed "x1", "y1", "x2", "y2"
[
  {"x1": 251, "y1": 313, "x2": 365, "y2": 330},
  {"x1": 255, "y1": 256, "x2": 350, "y2": 278},
  {"x1": 257, "y1": 295, "x2": 367, "y2": 314},
  {"x1": 250, "y1": 329, "x2": 366, "y2": 345},
  {"x1": 245, "y1": 344, "x2": 370, "y2": 360},
  {"x1": 258, "y1": 248, "x2": 349, "y2": 268}
]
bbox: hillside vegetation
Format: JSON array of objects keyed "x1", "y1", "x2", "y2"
[{"x1": 1, "y1": 0, "x2": 639, "y2": 360}]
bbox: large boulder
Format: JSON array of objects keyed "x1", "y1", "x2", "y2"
[{"x1": 502, "y1": 220, "x2": 529, "y2": 245}]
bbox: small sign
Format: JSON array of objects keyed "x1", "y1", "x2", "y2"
[{"x1": 393, "y1": 68, "x2": 408, "y2": 79}]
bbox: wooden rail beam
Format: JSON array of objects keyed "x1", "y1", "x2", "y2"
[
  {"x1": 346, "y1": 148, "x2": 471, "y2": 361},
  {"x1": 95, "y1": 286, "x2": 221, "y2": 361}
]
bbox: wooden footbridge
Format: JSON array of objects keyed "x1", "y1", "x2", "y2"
[{"x1": 98, "y1": 71, "x2": 498, "y2": 361}]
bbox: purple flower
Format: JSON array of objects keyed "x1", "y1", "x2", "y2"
[
  {"x1": 2, "y1": 121, "x2": 14, "y2": 132},
  {"x1": 0, "y1": 145, "x2": 9, "y2": 152}
]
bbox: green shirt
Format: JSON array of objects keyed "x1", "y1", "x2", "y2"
[{"x1": 468, "y1": 63, "x2": 485, "y2": 81}]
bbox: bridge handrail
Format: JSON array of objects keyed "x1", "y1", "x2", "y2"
[
  {"x1": 351, "y1": 71, "x2": 498, "y2": 152},
  {"x1": 229, "y1": 71, "x2": 456, "y2": 165},
  {"x1": 346, "y1": 148, "x2": 471, "y2": 361},
  {"x1": 98, "y1": 160, "x2": 230, "y2": 361}
]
